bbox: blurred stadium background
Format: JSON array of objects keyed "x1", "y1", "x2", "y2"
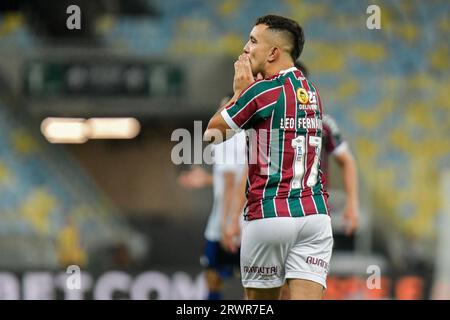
[{"x1": 0, "y1": 0, "x2": 448, "y2": 299}]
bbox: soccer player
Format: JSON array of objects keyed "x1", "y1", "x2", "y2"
[
  {"x1": 178, "y1": 95, "x2": 247, "y2": 300},
  {"x1": 204, "y1": 15, "x2": 332, "y2": 300}
]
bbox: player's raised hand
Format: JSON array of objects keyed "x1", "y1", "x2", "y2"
[{"x1": 233, "y1": 54, "x2": 255, "y2": 94}]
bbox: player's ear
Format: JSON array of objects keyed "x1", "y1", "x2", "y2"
[{"x1": 267, "y1": 46, "x2": 279, "y2": 63}]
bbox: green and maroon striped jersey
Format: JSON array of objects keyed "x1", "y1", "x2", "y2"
[{"x1": 221, "y1": 67, "x2": 329, "y2": 221}]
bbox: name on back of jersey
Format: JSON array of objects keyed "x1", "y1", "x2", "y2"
[{"x1": 279, "y1": 116, "x2": 323, "y2": 131}]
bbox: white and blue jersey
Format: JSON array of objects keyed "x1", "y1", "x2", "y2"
[{"x1": 204, "y1": 131, "x2": 246, "y2": 242}]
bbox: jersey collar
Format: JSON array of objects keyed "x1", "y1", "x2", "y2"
[{"x1": 279, "y1": 67, "x2": 298, "y2": 74}]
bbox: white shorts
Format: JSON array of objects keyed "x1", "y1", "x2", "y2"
[{"x1": 240, "y1": 214, "x2": 333, "y2": 289}]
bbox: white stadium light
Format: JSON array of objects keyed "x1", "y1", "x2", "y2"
[
  {"x1": 86, "y1": 118, "x2": 141, "y2": 139},
  {"x1": 41, "y1": 118, "x2": 88, "y2": 144},
  {"x1": 41, "y1": 117, "x2": 141, "y2": 143}
]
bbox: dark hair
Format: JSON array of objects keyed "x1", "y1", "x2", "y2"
[
  {"x1": 255, "y1": 15, "x2": 305, "y2": 61},
  {"x1": 294, "y1": 60, "x2": 309, "y2": 77}
]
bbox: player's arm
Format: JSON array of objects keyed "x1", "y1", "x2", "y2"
[
  {"x1": 204, "y1": 54, "x2": 257, "y2": 144},
  {"x1": 222, "y1": 167, "x2": 247, "y2": 253},
  {"x1": 204, "y1": 94, "x2": 240, "y2": 144},
  {"x1": 334, "y1": 147, "x2": 359, "y2": 235},
  {"x1": 220, "y1": 171, "x2": 236, "y2": 240}
]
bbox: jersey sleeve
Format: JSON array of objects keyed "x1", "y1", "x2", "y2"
[
  {"x1": 323, "y1": 114, "x2": 347, "y2": 156},
  {"x1": 221, "y1": 80, "x2": 282, "y2": 131}
]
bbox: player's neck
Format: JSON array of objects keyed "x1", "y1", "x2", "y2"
[{"x1": 264, "y1": 60, "x2": 295, "y2": 78}]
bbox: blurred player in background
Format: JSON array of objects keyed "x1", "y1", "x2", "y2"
[
  {"x1": 205, "y1": 14, "x2": 333, "y2": 299},
  {"x1": 178, "y1": 95, "x2": 247, "y2": 300},
  {"x1": 278, "y1": 61, "x2": 360, "y2": 299},
  {"x1": 295, "y1": 61, "x2": 359, "y2": 236}
]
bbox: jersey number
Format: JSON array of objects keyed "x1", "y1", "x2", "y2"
[{"x1": 291, "y1": 135, "x2": 322, "y2": 189}]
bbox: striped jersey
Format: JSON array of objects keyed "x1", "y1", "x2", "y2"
[{"x1": 221, "y1": 67, "x2": 329, "y2": 221}]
